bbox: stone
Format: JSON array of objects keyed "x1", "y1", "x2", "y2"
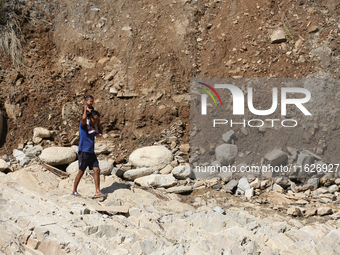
[
  {"x1": 123, "y1": 168, "x2": 153, "y2": 181},
  {"x1": 305, "y1": 208, "x2": 317, "y2": 217},
  {"x1": 112, "y1": 167, "x2": 125, "y2": 177},
  {"x1": 166, "y1": 186, "x2": 193, "y2": 194},
  {"x1": 250, "y1": 178, "x2": 260, "y2": 189},
  {"x1": 273, "y1": 184, "x2": 284, "y2": 193},
  {"x1": 33, "y1": 127, "x2": 51, "y2": 140},
  {"x1": 328, "y1": 185, "x2": 339, "y2": 194},
  {"x1": 215, "y1": 144, "x2": 238, "y2": 165},
  {"x1": 222, "y1": 130, "x2": 235, "y2": 143},
  {"x1": 271, "y1": 28, "x2": 286, "y2": 43},
  {"x1": 275, "y1": 177, "x2": 290, "y2": 188},
  {"x1": 237, "y1": 177, "x2": 250, "y2": 195},
  {"x1": 212, "y1": 184, "x2": 223, "y2": 191},
  {"x1": 134, "y1": 174, "x2": 177, "y2": 188},
  {"x1": 264, "y1": 149, "x2": 288, "y2": 166},
  {"x1": 308, "y1": 25, "x2": 318, "y2": 33},
  {"x1": 13, "y1": 149, "x2": 26, "y2": 161},
  {"x1": 213, "y1": 206, "x2": 226, "y2": 214},
  {"x1": 179, "y1": 144, "x2": 190, "y2": 153},
  {"x1": 160, "y1": 165, "x2": 173, "y2": 175},
  {"x1": 19, "y1": 158, "x2": 31, "y2": 167},
  {"x1": 0, "y1": 159, "x2": 9, "y2": 171},
  {"x1": 25, "y1": 146, "x2": 42, "y2": 158},
  {"x1": 245, "y1": 187, "x2": 254, "y2": 198},
  {"x1": 317, "y1": 207, "x2": 332, "y2": 216},
  {"x1": 66, "y1": 161, "x2": 79, "y2": 174},
  {"x1": 39, "y1": 147, "x2": 77, "y2": 166},
  {"x1": 172, "y1": 165, "x2": 191, "y2": 180},
  {"x1": 225, "y1": 180, "x2": 238, "y2": 193},
  {"x1": 129, "y1": 146, "x2": 173, "y2": 170},
  {"x1": 297, "y1": 154, "x2": 314, "y2": 169},
  {"x1": 287, "y1": 207, "x2": 302, "y2": 216},
  {"x1": 306, "y1": 178, "x2": 319, "y2": 190}
]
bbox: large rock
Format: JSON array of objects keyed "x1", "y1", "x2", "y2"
[
  {"x1": 0, "y1": 159, "x2": 9, "y2": 171},
  {"x1": 67, "y1": 160, "x2": 114, "y2": 175},
  {"x1": 88, "y1": 160, "x2": 114, "y2": 175},
  {"x1": 265, "y1": 149, "x2": 288, "y2": 166},
  {"x1": 33, "y1": 127, "x2": 51, "y2": 144},
  {"x1": 129, "y1": 146, "x2": 173, "y2": 170},
  {"x1": 222, "y1": 130, "x2": 235, "y2": 143},
  {"x1": 224, "y1": 180, "x2": 238, "y2": 193},
  {"x1": 13, "y1": 149, "x2": 25, "y2": 161},
  {"x1": 172, "y1": 165, "x2": 191, "y2": 180},
  {"x1": 134, "y1": 174, "x2": 177, "y2": 188},
  {"x1": 297, "y1": 154, "x2": 314, "y2": 168},
  {"x1": 123, "y1": 168, "x2": 153, "y2": 181},
  {"x1": 215, "y1": 144, "x2": 238, "y2": 165},
  {"x1": 39, "y1": 147, "x2": 77, "y2": 166}
]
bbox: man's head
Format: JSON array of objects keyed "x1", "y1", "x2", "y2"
[
  {"x1": 85, "y1": 95, "x2": 94, "y2": 107},
  {"x1": 88, "y1": 110, "x2": 100, "y2": 125}
]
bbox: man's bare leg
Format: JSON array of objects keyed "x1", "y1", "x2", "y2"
[
  {"x1": 93, "y1": 167, "x2": 101, "y2": 195},
  {"x1": 72, "y1": 170, "x2": 84, "y2": 195}
]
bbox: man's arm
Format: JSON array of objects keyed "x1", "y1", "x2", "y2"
[{"x1": 81, "y1": 105, "x2": 89, "y2": 126}]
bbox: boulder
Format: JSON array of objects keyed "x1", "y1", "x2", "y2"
[
  {"x1": 172, "y1": 165, "x2": 191, "y2": 180},
  {"x1": 129, "y1": 146, "x2": 173, "y2": 170},
  {"x1": 287, "y1": 207, "x2": 302, "y2": 216},
  {"x1": 134, "y1": 174, "x2": 177, "y2": 188},
  {"x1": 39, "y1": 147, "x2": 77, "y2": 166},
  {"x1": 0, "y1": 159, "x2": 9, "y2": 171},
  {"x1": 265, "y1": 149, "x2": 288, "y2": 166},
  {"x1": 123, "y1": 168, "x2": 154, "y2": 181},
  {"x1": 66, "y1": 161, "x2": 79, "y2": 174},
  {"x1": 215, "y1": 144, "x2": 238, "y2": 165}
]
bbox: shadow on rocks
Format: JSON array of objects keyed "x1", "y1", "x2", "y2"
[{"x1": 102, "y1": 182, "x2": 131, "y2": 194}]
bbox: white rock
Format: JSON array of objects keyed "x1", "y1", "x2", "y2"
[
  {"x1": 129, "y1": 146, "x2": 173, "y2": 170},
  {"x1": 317, "y1": 207, "x2": 333, "y2": 216},
  {"x1": 166, "y1": 186, "x2": 193, "y2": 194},
  {"x1": 123, "y1": 168, "x2": 154, "y2": 181},
  {"x1": 237, "y1": 177, "x2": 250, "y2": 194},
  {"x1": 25, "y1": 146, "x2": 42, "y2": 158},
  {"x1": 215, "y1": 144, "x2": 238, "y2": 165},
  {"x1": 66, "y1": 161, "x2": 79, "y2": 174},
  {"x1": 13, "y1": 149, "x2": 26, "y2": 161},
  {"x1": 134, "y1": 174, "x2": 177, "y2": 188},
  {"x1": 171, "y1": 165, "x2": 191, "y2": 180},
  {"x1": 0, "y1": 159, "x2": 9, "y2": 171},
  {"x1": 271, "y1": 28, "x2": 286, "y2": 43},
  {"x1": 39, "y1": 147, "x2": 77, "y2": 166},
  {"x1": 245, "y1": 187, "x2": 254, "y2": 198}
]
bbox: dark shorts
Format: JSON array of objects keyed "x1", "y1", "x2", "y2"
[{"x1": 78, "y1": 151, "x2": 99, "y2": 171}]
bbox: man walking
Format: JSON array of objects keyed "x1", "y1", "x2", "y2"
[{"x1": 72, "y1": 104, "x2": 106, "y2": 198}]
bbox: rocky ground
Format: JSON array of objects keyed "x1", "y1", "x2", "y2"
[{"x1": 1, "y1": 0, "x2": 340, "y2": 254}]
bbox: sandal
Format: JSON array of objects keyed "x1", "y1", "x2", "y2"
[
  {"x1": 72, "y1": 191, "x2": 81, "y2": 196},
  {"x1": 92, "y1": 192, "x2": 108, "y2": 198}
]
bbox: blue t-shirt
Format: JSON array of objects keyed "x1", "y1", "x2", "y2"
[{"x1": 78, "y1": 121, "x2": 96, "y2": 153}]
